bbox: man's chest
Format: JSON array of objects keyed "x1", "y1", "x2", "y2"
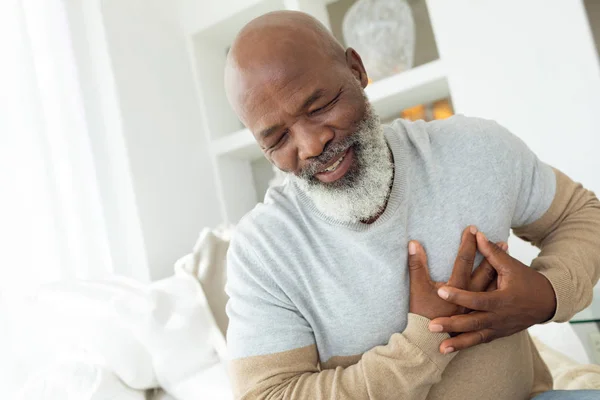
[{"x1": 275, "y1": 207, "x2": 512, "y2": 363}]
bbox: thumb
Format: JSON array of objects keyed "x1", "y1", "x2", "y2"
[
  {"x1": 475, "y1": 232, "x2": 509, "y2": 272},
  {"x1": 408, "y1": 241, "x2": 431, "y2": 286}
]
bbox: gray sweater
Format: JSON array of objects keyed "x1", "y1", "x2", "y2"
[{"x1": 225, "y1": 115, "x2": 555, "y2": 364}]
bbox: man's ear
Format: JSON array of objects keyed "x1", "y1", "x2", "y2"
[{"x1": 345, "y1": 48, "x2": 369, "y2": 89}]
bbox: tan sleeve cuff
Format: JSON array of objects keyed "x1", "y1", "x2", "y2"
[
  {"x1": 403, "y1": 313, "x2": 456, "y2": 370},
  {"x1": 534, "y1": 257, "x2": 577, "y2": 323}
]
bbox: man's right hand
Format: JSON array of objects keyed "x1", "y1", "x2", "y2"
[{"x1": 407, "y1": 226, "x2": 507, "y2": 322}]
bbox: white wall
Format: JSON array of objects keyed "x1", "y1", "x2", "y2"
[
  {"x1": 100, "y1": 0, "x2": 222, "y2": 280},
  {"x1": 177, "y1": 0, "x2": 266, "y2": 35}
]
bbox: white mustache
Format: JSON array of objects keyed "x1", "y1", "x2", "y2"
[{"x1": 298, "y1": 135, "x2": 358, "y2": 179}]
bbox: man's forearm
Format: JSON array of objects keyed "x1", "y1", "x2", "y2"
[
  {"x1": 513, "y1": 168, "x2": 600, "y2": 322},
  {"x1": 229, "y1": 314, "x2": 454, "y2": 400}
]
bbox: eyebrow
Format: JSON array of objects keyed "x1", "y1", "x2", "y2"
[
  {"x1": 258, "y1": 88, "x2": 326, "y2": 140},
  {"x1": 300, "y1": 88, "x2": 325, "y2": 112},
  {"x1": 259, "y1": 124, "x2": 283, "y2": 139}
]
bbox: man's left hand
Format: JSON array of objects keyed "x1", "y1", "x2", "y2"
[{"x1": 428, "y1": 231, "x2": 557, "y2": 354}]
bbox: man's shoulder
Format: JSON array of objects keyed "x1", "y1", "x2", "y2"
[
  {"x1": 387, "y1": 115, "x2": 521, "y2": 167},
  {"x1": 387, "y1": 114, "x2": 510, "y2": 145},
  {"x1": 227, "y1": 180, "x2": 311, "y2": 286},
  {"x1": 231, "y1": 180, "x2": 304, "y2": 250}
]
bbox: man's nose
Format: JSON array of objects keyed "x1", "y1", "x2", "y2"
[{"x1": 295, "y1": 124, "x2": 334, "y2": 161}]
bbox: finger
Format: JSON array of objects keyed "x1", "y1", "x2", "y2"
[
  {"x1": 429, "y1": 312, "x2": 495, "y2": 333},
  {"x1": 437, "y1": 286, "x2": 502, "y2": 311},
  {"x1": 469, "y1": 258, "x2": 496, "y2": 292},
  {"x1": 469, "y1": 241, "x2": 507, "y2": 292},
  {"x1": 408, "y1": 241, "x2": 431, "y2": 288},
  {"x1": 486, "y1": 279, "x2": 498, "y2": 292},
  {"x1": 447, "y1": 226, "x2": 478, "y2": 289},
  {"x1": 475, "y1": 232, "x2": 511, "y2": 271},
  {"x1": 439, "y1": 329, "x2": 496, "y2": 353}
]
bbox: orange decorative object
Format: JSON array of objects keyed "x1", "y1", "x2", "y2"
[
  {"x1": 401, "y1": 104, "x2": 426, "y2": 121},
  {"x1": 433, "y1": 99, "x2": 453, "y2": 120}
]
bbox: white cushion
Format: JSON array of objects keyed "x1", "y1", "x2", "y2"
[
  {"x1": 12, "y1": 280, "x2": 156, "y2": 390},
  {"x1": 113, "y1": 272, "x2": 226, "y2": 399},
  {"x1": 532, "y1": 337, "x2": 600, "y2": 390},
  {"x1": 15, "y1": 270, "x2": 228, "y2": 399},
  {"x1": 11, "y1": 225, "x2": 235, "y2": 399},
  {"x1": 16, "y1": 360, "x2": 145, "y2": 400},
  {"x1": 529, "y1": 322, "x2": 590, "y2": 365}
]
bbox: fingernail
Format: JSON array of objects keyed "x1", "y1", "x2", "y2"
[
  {"x1": 469, "y1": 225, "x2": 477, "y2": 235},
  {"x1": 437, "y1": 288, "x2": 449, "y2": 300},
  {"x1": 429, "y1": 324, "x2": 443, "y2": 332},
  {"x1": 443, "y1": 347, "x2": 455, "y2": 354},
  {"x1": 408, "y1": 241, "x2": 416, "y2": 255}
]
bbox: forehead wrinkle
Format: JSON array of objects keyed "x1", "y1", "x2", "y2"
[{"x1": 247, "y1": 67, "x2": 316, "y2": 130}]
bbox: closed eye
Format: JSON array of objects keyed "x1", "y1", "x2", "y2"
[
  {"x1": 268, "y1": 129, "x2": 289, "y2": 151},
  {"x1": 308, "y1": 91, "x2": 341, "y2": 117}
]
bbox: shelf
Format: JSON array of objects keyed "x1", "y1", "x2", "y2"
[
  {"x1": 212, "y1": 128, "x2": 263, "y2": 160},
  {"x1": 211, "y1": 59, "x2": 449, "y2": 161},
  {"x1": 366, "y1": 59, "x2": 449, "y2": 121}
]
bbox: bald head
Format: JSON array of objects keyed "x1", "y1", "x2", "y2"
[
  {"x1": 227, "y1": 11, "x2": 345, "y2": 74},
  {"x1": 224, "y1": 11, "x2": 363, "y2": 123}
]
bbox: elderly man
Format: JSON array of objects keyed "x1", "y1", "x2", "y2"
[{"x1": 223, "y1": 10, "x2": 600, "y2": 400}]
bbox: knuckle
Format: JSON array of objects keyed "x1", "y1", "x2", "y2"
[
  {"x1": 497, "y1": 314, "x2": 510, "y2": 328},
  {"x1": 476, "y1": 331, "x2": 486, "y2": 343},
  {"x1": 477, "y1": 330, "x2": 492, "y2": 344},
  {"x1": 408, "y1": 257, "x2": 422, "y2": 270},
  {"x1": 473, "y1": 297, "x2": 489, "y2": 310},
  {"x1": 501, "y1": 292, "x2": 516, "y2": 306},
  {"x1": 458, "y1": 254, "x2": 475, "y2": 264},
  {"x1": 477, "y1": 331, "x2": 488, "y2": 343},
  {"x1": 482, "y1": 265, "x2": 496, "y2": 281},
  {"x1": 448, "y1": 315, "x2": 461, "y2": 327},
  {"x1": 483, "y1": 318, "x2": 493, "y2": 329},
  {"x1": 476, "y1": 316, "x2": 493, "y2": 330},
  {"x1": 488, "y1": 241, "x2": 503, "y2": 255}
]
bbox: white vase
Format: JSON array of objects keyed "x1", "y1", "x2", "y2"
[{"x1": 342, "y1": 0, "x2": 416, "y2": 81}]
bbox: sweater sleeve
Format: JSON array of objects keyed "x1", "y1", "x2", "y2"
[
  {"x1": 513, "y1": 168, "x2": 600, "y2": 322},
  {"x1": 225, "y1": 236, "x2": 456, "y2": 400}
]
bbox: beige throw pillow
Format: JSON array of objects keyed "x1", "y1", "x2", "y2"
[{"x1": 176, "y1": 226, "x2": 233, "y2": 341}]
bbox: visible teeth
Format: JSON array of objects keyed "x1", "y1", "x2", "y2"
[{"x1": 324, "y1": 154, "x2": 345, "y2": 172}]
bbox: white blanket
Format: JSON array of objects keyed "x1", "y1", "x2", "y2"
[{"x1": 11, "y1": 270, "x2": 230, "y2": 399}]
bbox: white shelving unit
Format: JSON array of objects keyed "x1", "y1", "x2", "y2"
[
  {"x1": 366, "y1": 58, "x2": 447, "y2": 121},
  {"x1": 186, "y1": 0, "x2": 450, "y2": 223}
]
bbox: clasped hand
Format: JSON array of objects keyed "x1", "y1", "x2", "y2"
[{"x1": 408, "y1": 226, "x2": 556, "y2": 354}]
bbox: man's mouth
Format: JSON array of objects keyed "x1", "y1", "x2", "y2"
[
  {"x1": 314, "y1": 146, "x2": 354, "y2": 183},
  {"x1": 322, "y1": 152, "x2": 346, "y2": 172}
]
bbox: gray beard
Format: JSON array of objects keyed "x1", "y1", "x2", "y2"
[{"x1": 289, "y1": 101, "x2": 394, "y2": 223}]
